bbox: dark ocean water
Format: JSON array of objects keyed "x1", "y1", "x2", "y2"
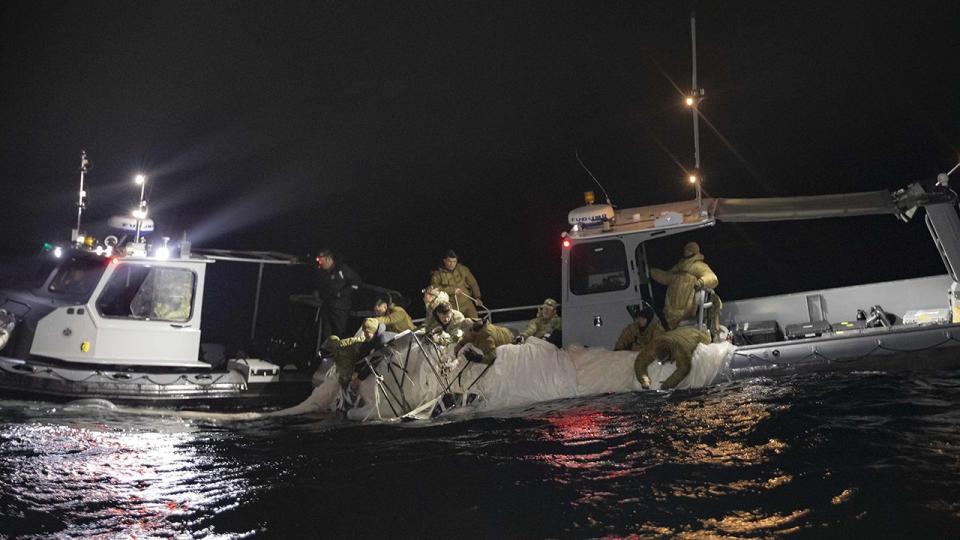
[{"x1": 1, "y1": 368, "x2": 959, "y2": 539}]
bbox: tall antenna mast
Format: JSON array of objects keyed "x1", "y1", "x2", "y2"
[
  {"x1": 73, "y1": 150, "x2": 90, "y2": 243},
  {"x1": 686, "y1": 12, "x2": 704, "y2": 212}
]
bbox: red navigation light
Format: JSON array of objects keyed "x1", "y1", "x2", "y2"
[{"x1": 562, "y1": 238, "x2": 571, "y2": 249}]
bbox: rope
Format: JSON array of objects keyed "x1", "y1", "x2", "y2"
[{"x1": 456, "y1": 291, "x2": 490, "y2": 319}]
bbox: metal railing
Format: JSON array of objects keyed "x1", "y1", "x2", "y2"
[{"x1": 412, "y1": 303, "x2": 558, "y2": 325}]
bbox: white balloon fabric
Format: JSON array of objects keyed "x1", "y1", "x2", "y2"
[
  {"x1": 169, "y1": 334, "x2": 736, "y2": 422},
  {"x1": 337, "y1": 334, "x2": 736, "y2": 420}
]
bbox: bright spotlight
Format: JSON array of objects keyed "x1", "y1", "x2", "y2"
[
  {"x1": 688, "y1": 174, "x2": 698, "y2": 184},
  {"x1": 685, "y1": 96, "x2": 695, "y2": 107},
  {"x1": 53, "y1": 246, "x2": 63, "y2": 258},
  {"x1": 134, "y1": 174, "x2": 146, "y2": 185}
]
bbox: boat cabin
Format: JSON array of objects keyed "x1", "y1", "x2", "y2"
[{"x1": 11, "y1": 243, "x2": 212, "y2": 368}]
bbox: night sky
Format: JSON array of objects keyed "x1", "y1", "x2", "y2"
[{"x1": 1, "y1": 1, "x2": 959, "y2": 325}]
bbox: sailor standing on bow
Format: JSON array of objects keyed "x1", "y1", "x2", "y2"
[{"x1": 315, "y1": 249, "x2": 362, "y2": 341}]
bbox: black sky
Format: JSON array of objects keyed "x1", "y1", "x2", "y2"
[{"x1": 1, "y1": 0, "x2": 959, "y2": 316}]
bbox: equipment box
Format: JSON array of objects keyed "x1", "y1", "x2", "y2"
[
  {"x1": 785, "y1": 320, "x2": 832, "y2": 340},
  {"x1": 732, "y1": 320, "x2": 783, "y2": 345},
  {"x1": 902, "y1": 309, "x2": 950, "y2": 325},
  {"x1": 832, "y1": 320, "x2": 867, "y2": 336}
]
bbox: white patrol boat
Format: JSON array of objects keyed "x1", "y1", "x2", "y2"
[
  {"x1": 552, "y1": 14, "x2": 960, "y2": 380},
  {"x1": 557, "y1": 177, "x2": 960, "y2": 379},
  {"x1": 0, "y1": 156, "x2": 315, "y2": 408}
]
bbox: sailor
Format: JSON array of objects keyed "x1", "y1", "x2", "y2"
[
  {"x1": 372, "y1": 295, "x2": 414, "y2": 333},
  {"x1": 650, "y1": 242, "x2": 719, "y2": 329},
  {"x1": 430, "y1": 250, "x2": 483, "y2": 319},
  {"x1": 324, "y1": 318, "x2": 383, "y2": 389},
  {"x1": 517, "y1": 298, "x2": 561, "y2": 343},
  {"x1": 425, "y1": 301, "x2": 466, "y2": 344},
  {"x1": 634, "y1": 326, "x2": 710, "y2": 390},
  {"x1": 146, "y1": 270, "x2": 193, "y2": 322},
  {"x1": 613, "y1": 302, "x2": 664, "y2": 351},
  {"x1": 420, "y1": 285, "x2": 449, "y2": 330},
  {"x1": 455, "y1": 318, "x2": 514, "y2": 365},
  {"x1": 315, "y1": 249, "x2": 362, "y2": 341}
]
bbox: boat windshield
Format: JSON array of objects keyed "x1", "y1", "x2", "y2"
[
  {"x1": 97, "y1": 264, "x2": 196, "y2": 322},
  {"x1": 46, "y1": 256, "x2": 108, "y2": 298}
]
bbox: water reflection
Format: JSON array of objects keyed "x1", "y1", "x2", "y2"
[
  {"x1": 0, "y1": 406, "x2": 256, "y2": 538},
  {"x1": 512, "y1": 382, "x2": 812, "y2": 537},
  {"x1": 1, "y1": 370, "x2": 959, "y2": 538}
]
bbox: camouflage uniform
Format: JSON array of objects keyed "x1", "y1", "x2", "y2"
[
  {"x1": 634, "y1": 327, "x2": 710, "y2": 390},
  {"x1": 520, "y1": 315, "x2": 562, "y2": 339},
  {"x1": 459, "y1": 321, "x2": 514, "y2": 365},
  {"x1": 614, "y1": 316, "x2": 665, "y2": 352},
  {"x1": 425, "y1": 309, "x2": 467, "y2": 346},
  {"x1": 421, "y1": 289, "x2": 450, "y2": 330},
  {"x1": 323, "y1": 335, "x2": 367, "y2": 386},
  {"x1": 650, "y1": 242, "x2": 719, "y2": 329},
  {"x1": 376, "y1": 305, "x2": 415, "y2": 333},
  {"x1": 430, "y1": 263, "x2": 482, "y2": 319}
]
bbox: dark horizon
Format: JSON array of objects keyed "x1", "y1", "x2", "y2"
[{"x1": 1, "y1": 1, "x2": 958, "y2": 317}]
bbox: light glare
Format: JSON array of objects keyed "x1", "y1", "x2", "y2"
[
  {"x1": 134, "y1": 174, "x2": 146, "y2": 185},
  {"x1": 685, "y1": 96, "x2": 695, "y2": 107}
]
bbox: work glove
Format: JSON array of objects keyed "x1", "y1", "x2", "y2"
[{"x1": 463, "y1": 348, "x2": 485, "y2": 364}]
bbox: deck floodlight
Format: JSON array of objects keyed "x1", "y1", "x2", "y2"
[
  {"x1": 685, "y1": 96, "x2": 696, "y2": 107},
  {"x1": 134, "y1": 174, "x2": 146, "y2": 185},
  {"x1": 688, "y1": 174, "x2": 698, "y2": 184}
]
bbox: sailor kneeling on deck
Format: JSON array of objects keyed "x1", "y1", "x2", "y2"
[
  {"x1": 614, "y1": 302, "x2": 665, "y2": 352},
  {"x1": 425, "y1": 301, "x2": 467, "y2": 345},
  {"x1": 634, "y1": 326, "x2": 711, "y2": 390},
  {"x1": 516, "y1": 298, "x2": 562, "y2": 344}
]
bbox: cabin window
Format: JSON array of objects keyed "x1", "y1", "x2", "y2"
[
  {"x1": 47, "y1": 256, "x2": 107, "y2": 297},
  {"x1": 569, "y1": 240, "x2": 629, "y2": 295},
  {"x1": 634, "y1": 243, "x2": 651, "y2": 285},
  {"x1": 96, "y1": 265, "x2": 196, "y2": 322}
]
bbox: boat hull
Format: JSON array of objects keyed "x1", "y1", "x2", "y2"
[
  {"x1": 728, "y1": 322, "x2": 960, "y2": 378},
  {"x1": 0, "y1": 356, "x2": 313, "y2": 409}
]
